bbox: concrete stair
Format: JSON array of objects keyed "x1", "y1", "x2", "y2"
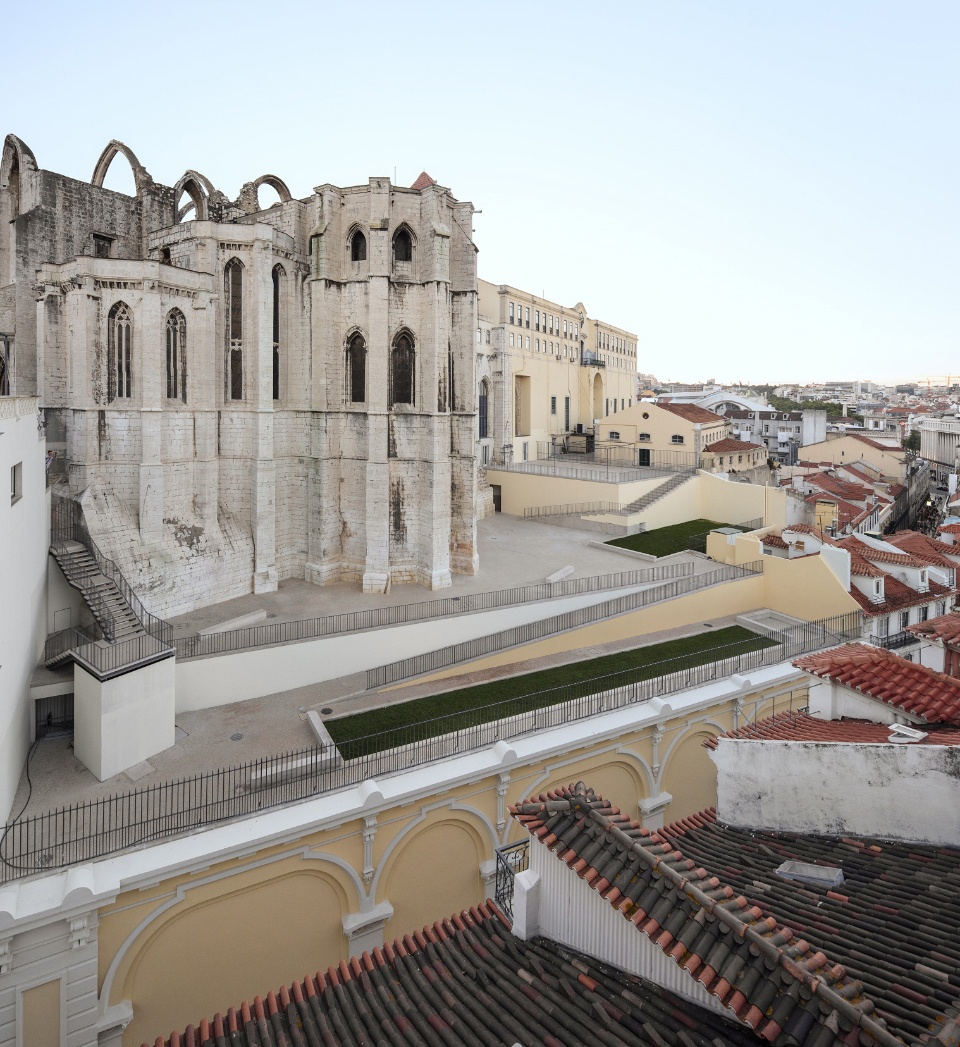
[
  {"x1": 615, "y1": 471, "x2": 695, "y2": 516},
  {"x1": 50, "y1": 541, "x2": 145, "y2": 644}
]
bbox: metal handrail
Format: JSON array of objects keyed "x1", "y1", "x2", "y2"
[
  {"x1": 173, "y1": 562, "x2": 695, "y2": 660},
  {"x1": 1, "y1": 609, "x2": 862, "y2": 883}
]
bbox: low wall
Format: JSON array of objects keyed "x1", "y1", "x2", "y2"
[
  {"x1": 174, "y1": 584, "x2": 653, "y2": 711},
  {"x1": 713, "y1": 737, "x2": 960, "y2": 847},
  {"x1": 485, "y1": 469, "x2": 661, "y2": 516}
]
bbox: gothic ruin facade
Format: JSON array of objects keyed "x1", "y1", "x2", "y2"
[{"x1": 0, "y1": 135, "x2": 480, "y2": 615}]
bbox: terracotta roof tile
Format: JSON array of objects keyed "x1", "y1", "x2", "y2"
[
  {"x1": 703, "y1": 437, "x2": 765, "y2": 453},
  {"x1": 511, "y1": 783, "x2": 960, "y2": 1047},
  {"x1": 704, "y1": 710, "x2": 960, "y2": 747},
  {"x1": 762, "y1": 534, "x2": 790, "y2": 549},
  {"x1": 834, "y1": 538, "x2": 931, "y2": 568},
  {"x1": 144, "y1": 902, "x2": 753, "y2": 1047},
  {"x1": 657, "y1": 401, "x2": 724, "y2": 424},
  {"x1": 847, "y1": 576, "x2": 951, "y2": 617},
  {"x1": 907, "y1": 611, "x2": 960, "y2": 645},
  {"x1": 793, "y1": 642, "x2": 960, "y2": 724},
  {"x1": 410, "y1": 170, "x2": 437, "y2": 190}
]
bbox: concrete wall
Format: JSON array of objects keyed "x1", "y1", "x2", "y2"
[
  {"x1": 0, "y1": 661, "x2": 808, "y2": 1047},
  {"x1": 174, "y1": 584, "x2": 655, "y2": 711},
  {"x1": 0, "y1": 398, "x2": 47, "y2": 822},
  {"x1": 713, "y1": 737, "x2": 960, "y2": 846},
  {"x1": 484, "y1": 468, "x2": 659, "y2": 516},
  {"x1": 74, "y1": 657, "x2": 176, "y2": 781}
]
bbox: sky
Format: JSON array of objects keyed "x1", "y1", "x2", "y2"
[{"x1": 3, "y1": 0, "x2": 958, "y2": 385}]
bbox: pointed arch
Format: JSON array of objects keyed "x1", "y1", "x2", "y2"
[
  {"x1": 172, "y1": 170, "x2": 213, "y2": 222},
  {"x1": 389, "y1": 328, "x2": 416, "y2": 407},
  {"x1": 90, "y1": 140, "x2": 153, "y2": 194},
  {"x1": 165, "y1": 309, "x2": 187, "y2": 403},
  {"x1": 478, "y1": 378, "x2": 489, "y2": 439},
  {"x1": 224, "y1": 258, "x2": 244, "y2": 401},
  {"x1": 345, "y1": 329, "x2": 367, "y2": 404},
  {"x1": 252, "y1": 173, "x2": 292, "y2": 204},
  {"x1": 107, "y1": 301, "x2": 133, "y2": 401},
  {"x1": 348, "y1": 225, "x2": 367, "y2": 263},
  {"x1": 392, "y1": 224, "x2": 414, "y2": 264},
  {"x1": 271, "y1": 263, "x2": 285, "y2": 401},
  {"x1": 1, "y1": 135, "x2": 37, "y2": 285}
]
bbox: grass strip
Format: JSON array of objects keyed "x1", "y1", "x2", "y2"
[
  {"x1": 326, "y1": 625, "x2": 777, "y2": 758},
  {"x1": 605, "y1": 519, "x2": 748, "y2": 557}
]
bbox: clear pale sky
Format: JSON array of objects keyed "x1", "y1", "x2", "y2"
[{"x1": 4, "y1": 1, "x2": 958, "y2": 385}]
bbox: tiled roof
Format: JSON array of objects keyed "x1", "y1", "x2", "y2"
[
  {"x1": 793, "y1": 642, "x2": 960, "y2": 724},
  {"x1": 657, "y1": 401, "x2": 724, "y2": 424},
  {"x1": 762, "y1": 533, "x2": 790, "y2": 549},
  {"x1": 907, "y1": 611, "x2": 960, "y2": 645},
  {"x1": 940, "y1": 524, "x2": 960, "y2": 535},
  {"x1": 143, "y1": 902, "x2": 754, "y2": 1047},
  {"x1": 848, "y1": 551, "x2": 886, "y2": 577},
  {"x1": 850, "y1": 434, "x2": 903, "y2": 453},
  {"x1": 784, "y1": 523, "x2": 835, "y2": 539},
  {"x1": 409, "y1": 170, "x2": 437, "y2": 190},
  {"x1": 847, "y1": 576, "x2": 951, "y2": 617},
  {"x1": 886, "y1": 531, "x2": 960, "y2": 567},
  {"x1": 703, "y1": 438, "x2": 765, "y2": 453},
  {"x1": 805, "y1": 473, "x2": 873, "y2": 501},
  {"x1": 703, "y1": 709, "x2": 960, "y2": 747},
  {"x1": 513, "y1": 783, "x2": 960, "y2": 1047},
  {"x1": 834, "y1": 538, "x2": 931, "y2": 568}
]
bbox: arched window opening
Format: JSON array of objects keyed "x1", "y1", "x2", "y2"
[
  {"x1": 393, "y1": 227, "x2": 412, "y2": 263},
  {"x1": 107, "y1": 302, "x2": 132, "y2": 401},
  {"x1": 224, "y1": 259, "x2": 244, "y2": 401},
  {"x1": 350, "y1": 230, "x2": 367, "y2": 262},
  {"x1": 390, "y1": 331, "x2": 415, "y2": 406},
  {"x1": 478, "y1": 379, "x2": 489, "y2": 439},
  {"x1": 166, "y1": 309, "x2": 187, "y2": 403},
  {"x1": 272, "y1": 264, "x2": 285, "y2": 401},
  {"x1": 346, "y1": 333, "x2": 366, "y2": 403}
]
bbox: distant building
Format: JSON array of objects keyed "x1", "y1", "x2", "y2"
[{"x1": 723, "y1": 408, "x2": 827, "y2": 465}]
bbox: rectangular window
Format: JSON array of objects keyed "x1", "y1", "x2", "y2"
[
  {"x1": 564, "y1": 396, "x2": 570, "y2": 430},
  {"x1": 525, "y1": 307, "x2": 530, "y2": 328},
  {"x1": 536, "y1": 339, "x2": 540, "y2": 352},
  {"x1": 563, "y1": 319, "x2": 567, "y2": 337},
  {"x1": 509, "y1": 303, "x2": 515, "y2": 324},
  {"x1": 522, "y1": 441, "x2": 529, "y2": 461},
  {"x1": 10, "y1": 462, "x2": 22, "y2": 505},
  {"x1": 550, "y1": 396, "x2": 557, "y2": 415},
  {"x1": 509, "y1": 333, "x2": 514, "y2": 347},
  {"x1": 671, "y1": 434, "x2": 684, "y2": 444},
  {"x1": 535, "y1": 310, "x2": 540, "y2": 330},
  {"x1": 526, "y1": 336, "x2": 530, "y2": 349},
  {"x1": 918, "y1": 606, "x2": 929, "y2": 622}
]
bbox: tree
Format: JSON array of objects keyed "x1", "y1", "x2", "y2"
[{"x1": 903, "y1": 430, "x2": 921, "y2": 452}]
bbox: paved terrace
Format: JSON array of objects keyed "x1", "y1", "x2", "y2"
[{"x1": 8, "y1": 518, "x2": 744, "y2": 820}]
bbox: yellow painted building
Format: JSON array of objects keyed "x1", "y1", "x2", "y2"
[{"x1": 476, "y1": 280, "x2": 638, "y2": 466}]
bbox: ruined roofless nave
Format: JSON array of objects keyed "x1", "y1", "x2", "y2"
[{"x1": 0, "y1": 135, "x2": 481, "y2": 616}]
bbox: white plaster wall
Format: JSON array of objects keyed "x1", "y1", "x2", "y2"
[
  {"x1": 0, "y1": 401, "x2": 48, "y2": 822},
  {"x1": 532, "y1": 837, "x2": 726, "y2": 1015},
  {"x1": 175, "y1": 584, "x2": 654, "y2": 711},
  {"x1": 806, "y1": 680, "x2": 911, "y2": 725},
  {"x1": 714, "y1": 738, "x2": 960, "y2": 846},
  {"x1": 74, "y1": 658, "x2": 176, "y2": 781}
]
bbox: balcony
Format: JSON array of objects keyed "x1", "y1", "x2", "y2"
[
  {"x1": 580, "y1": 352, "x2": 605, "y2": 368},
  {"x1": 869, "y1": 631, "x2": 918, "y2": 650}
]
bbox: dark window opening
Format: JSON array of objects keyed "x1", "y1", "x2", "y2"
[
  {"x1": 390, "y1": 332, "x2": 415, "y2": 405},
  {"x1": 165, "y1": 309, "x2": 187, "y2": 402},
  {"x1": 107, "y1": 301, "x2": 132, "y2": 401},
  {"x1": 93, "y1": 234, "x2": 112, "y2": 259},
  {"x1": 393, "y1": 228, "x2": 413, "y2": 263},
  {"x1": 347, "y1": 333, "x2": 366, "y2": 403},
  {"x1": 160, "y1": 246, "x2": 172, "y2": 265},
  {"x1": 351, "y1": 231, "x2": 367, "y2": 262},
  {"x1": 272, "y1": 264, "x2": 284, "y2": 401},
  {"x1": 478, "y1": 381, "x2": 489, "y2": 439},
  {"x1": 224, "y1": 259, "x2": 243, "y2": 400}
]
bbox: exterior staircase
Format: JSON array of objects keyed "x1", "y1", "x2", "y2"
[
  {"x1": 615, "y1": 470, "x2": 695, "y2": 516},
  {"x1": 50, "y1": 541, "x2": 146, "y2": 644}
]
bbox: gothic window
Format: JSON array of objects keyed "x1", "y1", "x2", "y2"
[
  {"x1": 390, "y1": 331, "x2": 415, "y2": 406},
  {"x1": 272, "y1": 264, "x2": 284, "y2": 401},
  {"x1": 224, "y1": 258, "x2": 243, "y2": 400},
  {"x1": 393, "y1": 227, "x2": 413, "y2": 263},
  {"x1": 478, "y1": 379, "x2": 489, "y2": 439},
  {"x1": 165, "y1": 309, "x2": 187, "y2": 402},
  {"x1": 346, "y1": 332, "x2": 366, "y2": 403},
  {"x1": 350, "y1": 230, "x2": 367, "y2": 262},
  {"x1": 107, "y1": 301, "x2": 132, "y2": 401}
]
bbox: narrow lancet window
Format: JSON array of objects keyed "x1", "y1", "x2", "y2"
[
  {"x1": 224, "y1": 259, "x2": 243, "y2": 400},
  {"x1": 166, "y1": 309, "x2": 187, "y2": 402},
  {"x1": 108, "y1": 301, "x2": 132, "y2": 401}
]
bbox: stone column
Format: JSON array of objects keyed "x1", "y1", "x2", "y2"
[{"x1": 250, "y1": 236, "x2": 277, "y2": 593}]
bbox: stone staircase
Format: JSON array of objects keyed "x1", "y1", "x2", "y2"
[
  {"x1": 49, "y1": 541, "x2": 145, "y2": 648},
  {"x1": 615, "y1": 470, "x2": 695, "y2": 516}
]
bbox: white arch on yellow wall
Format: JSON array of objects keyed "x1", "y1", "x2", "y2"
[
  {"x1": 656, "y1": 718, "x2": 727, "y2": 792},
  {"x1": 369, "y1": 802, "x2": 495, "y2": 901},
  {"x1": 98, "y1": 845, "x2": 362, "y2": 1017}
]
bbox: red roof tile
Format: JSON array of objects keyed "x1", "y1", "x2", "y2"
[
  {"x1": 886, "y1": 531, "x2": 960, "y2": 567},
  {"x1": 704, "y1": 710, "x2": 960, "y2": 748},
  {"x1": 703, "y1": 437, "x2": 765, "y2": 453},
  {"x1": 793, "y1": 642, "x2": 960, "y2": 724},
  {"x1": 656, "y1": 401, "x2": 724, "y2": 424},
  {"x1": 762, "y1": 533, "x2": 790, "y2": 549},
  {"x1": 907, "y1": 611, "x2": 960, "y2": 645},
  {"x1": 834, "y1": 538, "x2": 931, "y2": 568},
  {"x1": 847, "y1": 576, "x2": 951, "y2": 617},
  {"x1": 410, "y1": 170, "x2": 437, "y2": 190}
]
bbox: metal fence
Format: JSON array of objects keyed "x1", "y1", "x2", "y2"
[
  {"x1": 42, "y1": 627, "x2": 174, "y2": 679},
  {"x1": 536, "y1": 443, "x2": 699, "y2": 472},
  {"x1": 50, "y1": 494, "x2": 173, "y2": 648},
  {"x1": 173, "y1": 562, "x2": 694, "y2": 660},
  {"x1": 496, "y1": 460, "x2": 684, "y2": 484},
  {"x1": 366, "y1": 560, "x2": 766, "y2": 688},
  {"x1": 522, "y1": 501, "x2": 628, "y2": 519},
  {"x1": 495, "y1": 840, "x2": 530, "y2": 919},
  {"x1": 0, "y1": 610, "x2": 862, "y2": 883}
]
